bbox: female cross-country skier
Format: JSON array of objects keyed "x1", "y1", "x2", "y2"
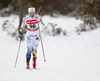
[{"x1": 19, "y1": 7, "x2": 45, "y2": 69}]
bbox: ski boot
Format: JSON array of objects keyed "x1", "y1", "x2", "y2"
[
  {"x1": 26, "y1": 61, "x2": 30, "y2": 69},
  {"x1": 33, "y1": 57, "x2": 36, "y2": 69}
]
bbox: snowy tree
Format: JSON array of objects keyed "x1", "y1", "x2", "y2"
[{"x1": 82, "y1": 0, "x2": 100, "y2": 30}]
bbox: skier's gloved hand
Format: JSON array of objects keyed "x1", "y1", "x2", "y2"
[{"x1": 19, "y1": 35, "x2": 22, "y2": 41}]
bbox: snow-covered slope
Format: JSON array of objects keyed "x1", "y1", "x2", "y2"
[{"x1": 0, "y1": 15, "x2": 100, "y2": 81}]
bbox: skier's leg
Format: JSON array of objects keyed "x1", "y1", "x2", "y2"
[
  {"x1": 32, "y1": 49, "x2": 37, "y2": 68},
  {"x1": 32, "y1": 37, "x2": 39, "y2": 58},
  {"x1": 32, "y1": 37, "x2": 39, "y2": 68},
  {"x1": 26, "y1": 36, "x2": 33, "y2": 68},
  {"x1": 26, "y1": 47, "x2": 32, "y2": 62},
  {"x1": 26, "y1": 47, "x2": 32, "y2": 69}
]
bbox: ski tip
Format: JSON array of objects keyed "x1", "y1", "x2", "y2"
[{"x1": 44, "y1": 60, "x2": 46, "y2": 62}]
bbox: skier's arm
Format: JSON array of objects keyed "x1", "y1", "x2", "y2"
[
  {"x1": 19, "y1": 18, "x2": 26, "y2": 40},
  {"x1": 40, "y1": 20, "x2": 45, "y2": 27},
  {"x1": 39, "y1": 16, "x2": 45, "y2": 27}
]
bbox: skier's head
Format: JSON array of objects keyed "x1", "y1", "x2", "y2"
[{"x1": 28, "y1": 7, "x2": 35, "y2": 17}]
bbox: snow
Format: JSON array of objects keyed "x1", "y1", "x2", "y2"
[{"x1": 0, "y1": 15, "x2": 100, "y2": 81}]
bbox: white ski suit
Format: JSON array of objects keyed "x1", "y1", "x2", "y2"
[{"x1": 20, "y1": 14, "x2": 45, "y2": 62}]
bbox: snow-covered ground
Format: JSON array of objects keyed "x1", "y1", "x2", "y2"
[{"x1": 0, "y1": 15, "x2": 100, "y2": 81}]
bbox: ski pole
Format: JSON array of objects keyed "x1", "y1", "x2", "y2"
[
  {"x1": 14, "y1": 40, "x2": 21, "y2": 67},
  {"x1": 38, "y1": 22, "x2": 46, "y2": 62},
  {"x1": 37, "y1": 6, "x2": 46, "y2": 62},
  {"x1": 37, "y1": 6, "x2": 42, "y2": 14}
]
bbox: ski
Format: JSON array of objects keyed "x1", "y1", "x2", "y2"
[
  {"x1": 32, "y1": 68, "x2": 39, "y2": 70},
  {"x1": 26, "y1": 68, "x2": 39, "y2": 71}
]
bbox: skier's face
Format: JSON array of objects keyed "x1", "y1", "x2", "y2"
[{"x1": 29, "y1": 12, "x2": 35, "y2": 18}]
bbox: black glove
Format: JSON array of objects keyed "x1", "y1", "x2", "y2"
[{"x1": 19, "y1": 35, "x2": 22, "y2": 40}]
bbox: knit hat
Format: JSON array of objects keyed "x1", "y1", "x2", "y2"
[{"x1": 28, "y1": 7, "x2": 35, "y2": 12}]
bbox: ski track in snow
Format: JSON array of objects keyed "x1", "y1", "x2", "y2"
[{"x1": 0, "y1": 15, "x2": 100, "y2": 81}]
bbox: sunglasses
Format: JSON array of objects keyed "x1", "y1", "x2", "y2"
[{"x1": 29, "y1": 13, "x2": 35, "y2": 15}]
